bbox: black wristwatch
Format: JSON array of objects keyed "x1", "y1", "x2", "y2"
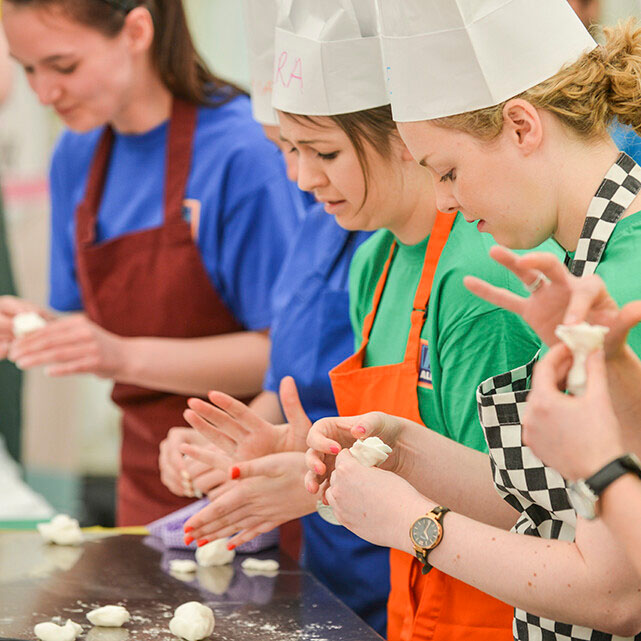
[
  {"x1": 568, "y1": 453, "x2": 641, "y2": 520},
  {"x1": 409, "y1": 506, "x2": 450, "y2": 574}
]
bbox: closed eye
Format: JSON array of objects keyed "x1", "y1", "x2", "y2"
[{"x1": 318, "y1": 151, "x2": 339, "y2": 161}]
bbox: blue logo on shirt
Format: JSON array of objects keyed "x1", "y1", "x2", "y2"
[{"x1": 418, "y1": 339, "x2": 433, "y2": 389}]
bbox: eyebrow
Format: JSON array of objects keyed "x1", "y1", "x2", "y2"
[{"x1": 10, "y1": 53, "x2": 76, "y2": 65}]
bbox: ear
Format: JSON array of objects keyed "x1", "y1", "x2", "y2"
[
  {"x1": 122, "y1": 6, "x2": 155, "y2": 55},
  {"x1": 502, "y1": 99, "x2": 543, "y2": 155}
]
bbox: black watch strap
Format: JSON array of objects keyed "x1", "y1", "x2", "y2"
[
  {"x1": 417, "y1": 506, "x2": 450, "y2": 575},
  {"x1": 586, "y1": 453, "x2": 641, "y2": 496}
]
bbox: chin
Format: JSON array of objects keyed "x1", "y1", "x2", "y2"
[{"x1": 60, "y1": 112, "x2": 105, "y2": 134}]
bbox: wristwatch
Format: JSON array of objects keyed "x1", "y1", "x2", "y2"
[
  {"x1": 409, "y1": 506, "x2": 450, "y2": 574},
  {"x1": 568, "y1": 453, "x2": 641, "y2": 520}
]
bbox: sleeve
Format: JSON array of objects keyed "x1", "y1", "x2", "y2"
[
  {"x1": 211, "y1": 146, "x2": 301, "y2": 331},
  {"x1": 435, "y1": 308, "x2": 540, "y2": 454},
  {"x1": 48, "y1": 138, "x2": 84, "y2": 312},
  {"x1": 263, "y1": 364, "x2": 278, "y2": 393}
]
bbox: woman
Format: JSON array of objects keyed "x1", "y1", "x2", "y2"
[
  {"x1": 0, "y1": 0, "x2": 299, "y2": 526},
  {"x1": 306, "y1": 3, "x2": 641, "y2": 639},
  {"x1": 180, "y1": 2, "x2": 552, "y2": 639}
]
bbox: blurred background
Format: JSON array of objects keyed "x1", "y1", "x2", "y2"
[{"x1": 1, "y1": 0, "x2": 640, "y2": 527}]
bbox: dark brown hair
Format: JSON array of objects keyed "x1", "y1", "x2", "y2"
[
  {"x1": 5, "y1": 0, "x2": 245, "y2": 106},
  {"x1": 284, "y1": 105, "x2": 398, "y2": 205}
]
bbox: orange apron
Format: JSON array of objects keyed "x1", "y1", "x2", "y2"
[{"x1": 329, "y1": 212, "x2": 513, "y2": 641}]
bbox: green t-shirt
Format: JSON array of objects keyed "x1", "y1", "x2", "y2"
[{"x1": 349, "y1": 214, "x2": 561, "y2": 453}]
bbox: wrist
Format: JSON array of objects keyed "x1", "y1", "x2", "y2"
[
  {"x1": 400, "y1": 494, "x2": 436, "y2": 554},
  {"x1": 114, "y1": 336, "x2": 136, "y2": 382}
]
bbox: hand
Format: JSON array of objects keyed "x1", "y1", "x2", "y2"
[
  {"x1": 7, "y1": 313, "x2": 127, "y2": 378},
  {"x1": 159, "y1": 427, "x2": 227, "y2": 497},
  {"x1": 182, "y1": 376, "x2": 311, "y2": 462},
  {"x1": 304, "y1": 411, "x2": 406, "y2": 495},
  {"x1": 464, "y1": 247, "x2": 641, "y2": 357},
  {"x1": 183, "y1": 452, "x2": 315, "y2": 548},
  {"x1": 523, "y1": 345, "x2": 625, "y2": 480},
  {"x1": 0, "y1": 296, "x2": 54, "y2": 359},
  {"x1": 326, "y1": 449, "x2": 433, "y2": 551}
]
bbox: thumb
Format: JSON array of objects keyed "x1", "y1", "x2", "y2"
[
  {"x1": 231, "y1": 453, "x2": 286, "y2": 480},
  {"x1": 585, "y1": 349, "x2": 609, "y2": 399},
  {"x1": 613, "y1": 300, "x2": 641, "y2": 343},
  {"x1": 279, "y1": 376, "x2": 311, "y2": 435}
]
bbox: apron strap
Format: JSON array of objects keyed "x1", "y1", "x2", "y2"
[
  {"x1": 568, "y1": 151, "x2": 641, "y2": 277},
  {"x1": 164, "y1": 99, "x2": 198, "y2": 224},
  {"x1": 404, "y1": 212, "x2": 456, "y2": 364}
]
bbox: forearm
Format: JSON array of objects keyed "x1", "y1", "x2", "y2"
[
  {"x1": 393, "y1": 418, "x2": 518, "y2": 529},
  {"x1": 607, "y1": 346, "x2": 641, "y2": 455},
  {"x1": 117, "y1": 331, "x2": 270, "y2": 397},
  {"x1": 601, "y1": 474, "x2": 641, "y2": 580},
  {"x1": 396, "y1": 497, "x2": 641, "y2": 635}
]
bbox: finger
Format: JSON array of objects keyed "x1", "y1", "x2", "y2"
[
  {"x1": 463, "y1": 276, "x2": 527, "y2": 316},
  {"x1": 279, "y1": 376, "x2": 311, "y2": 437},
  {"x1": 304, "y1": 469, "x2": 320, "y2": 494},
  {"x1": 12, "y1": 344, "x2": 95, "y2": 369},
  {"x1": 489, "y1": 245, "x2": 541, "y2": 287},
  {"x1": 305, "y1": 420, "x2": 342, "y2": 454},
  {"x1": 9, "y1": 316, "x2": 87, "y2": 356},
  {"x1": 45, "y1": 357, "x2": 100, "y2": 377},
  {"x1": 613, "y1": 300, "x2": 641, "y2": 342},
  {"x1": 183, "y1": 409, "x2": 237, "y2": 455},
  {"x1": 304, "y1": 447, "x2": 327, "y2": 481},
  {"x1": 192, "y1": 468, "x2": 228, "y2": 495},
  {"x1": 206, "y1": 390, "x2": 268, "y2": 434},
  {"x1": 227, "y1": 525, "x2": 277, "y2": 549},
  {"x1": 560, "y1": 275, "x2": 607, "y2": 325},
  {"x1": 186, "y1": 398, "x2": 250, "y2": 443},
  {"x1": 187, "y1": 499, "x2": 255, "y2": 540},
  {"x1": 518, "y1": 251, "x2": 574, "y2": 287},
  {"x1": 181, "y1": 443, "x2": 231, "y2": 470},
  {"x1": 232, "y1": 453, "x2": 288, "y2": 480},
  {"x1": 585, "y1": 349, "x2": 610, "y2": 398},
  {"x1": 531, "y1": 343, "x2": 573, "y2": 393}
]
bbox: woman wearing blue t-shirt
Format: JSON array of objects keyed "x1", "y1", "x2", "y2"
[{"x1": 0, "y1": 0, "x2": 299, "y2": 526}]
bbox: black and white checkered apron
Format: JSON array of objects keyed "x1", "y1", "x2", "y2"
[{"x1": 477, "y1": 153, "x2": 641, "y2": 641}]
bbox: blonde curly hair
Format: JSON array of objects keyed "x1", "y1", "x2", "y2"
[{"x1": 434, "y1": 19, "x2": 641, "y2": 142}]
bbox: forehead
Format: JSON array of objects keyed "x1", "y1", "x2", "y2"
[
  {"x1": 396, "y1": 120, "x2": 475, "y2": 164},
  {"x1": 277, "y1": 112, "x2": 345, "y2": 144}
]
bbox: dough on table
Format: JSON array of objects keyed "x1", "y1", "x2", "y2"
[
  {"x1": 86, "y1": 605, "x2": 130, "y2": 627},
  {"x1": 195, "y1": 538, "x2": 235, "y2": 567},
  {"x1": 241, "y1": 557, "x2": 279, "y2": 576},
  {"x1": 555, "y1": 322, "x2": 609, "y2": 395},
  {"x1": 37, "y1": 514, "x2": 83, "y2": 546},
  {"x1": 170, "y1": 559, "x2": 198, "y2": 574},
  {"x1": 34, "y1": 619, "x2": 82, "y2": 641},
  {"x1": 12, "y1": 311, "x2": 47, "y2": 337},
  {"x1": 169, "y1": 602, "x2": 215, "y2": 641}
]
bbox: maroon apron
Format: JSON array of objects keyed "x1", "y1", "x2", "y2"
[{"x1": 75, "y1": 99, "x2": 247, "y2": 526}]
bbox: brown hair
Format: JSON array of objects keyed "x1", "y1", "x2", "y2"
[
  {"x1": 434, "y1": 19, "x2": 641, "y2": 142},
  {"x1": 5, "y1": 0, "x2": 245, "y2": 106},
  {"x1": 284, "y1": 104, "x2": 398, "y2": 204}
]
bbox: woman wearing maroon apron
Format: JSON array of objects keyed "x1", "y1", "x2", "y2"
[{"x1": 0, "y1": 0, "x2": 299, "y2": 525}]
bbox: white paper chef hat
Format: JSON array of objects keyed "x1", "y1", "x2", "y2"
[
  {"x1": 272, "y1": 0, "x2": 388, "y2": 116},
  {"x1": 378, "y1": 0, "x2": 598, "y2": 122},
  {"x1": 242, "y1": 0, "x2": 279, "y2": 126}
]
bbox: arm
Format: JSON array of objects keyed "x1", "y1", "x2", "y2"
[{"x1": 327, "y1": 450, "x2": 641, "y2": 636}]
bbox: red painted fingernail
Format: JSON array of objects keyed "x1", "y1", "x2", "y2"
[
  {"x1": 184, "y1": 535, "x2": 194, "y2": 545},
  {"x1": 355, "y1": 425, "x2": 366, "y2": 435},
  {"x1": 330, "y1": 446, "x2": 340, "y2": 454},
  {"x1": 227, "y1": 543, "x2": 236, "y2": 551},
  {"x1": 184, "y1": 525, "x2": 194, "y2": 533},
  {"x1": 197, "y1": 539, "x2": 210, "y2": 547},
  {"x1": 231, "y1": 466, "x2": 241, "y2": 480}
]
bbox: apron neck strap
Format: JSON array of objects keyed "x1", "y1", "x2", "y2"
[{"x1": 568, "y1": 151, "x2": 641, "y2": 277}]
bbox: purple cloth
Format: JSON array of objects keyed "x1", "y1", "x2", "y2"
[{"x1": 146, "y1": 499, "x2": 279, "y2": 553}]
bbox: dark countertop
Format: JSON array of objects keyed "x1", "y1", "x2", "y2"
[{"x1": 0, "y1": 532, "x2": 382, "y2": 641}]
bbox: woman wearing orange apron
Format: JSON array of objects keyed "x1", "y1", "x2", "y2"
[{"x1": 0, "y1": 0, "x2": 299, "y2": 525}]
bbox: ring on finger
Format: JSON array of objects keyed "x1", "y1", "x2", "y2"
[{"x1": 525, "y1": 272, "x2": 549, "y2": 294}]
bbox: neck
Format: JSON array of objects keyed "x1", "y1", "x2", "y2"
[
  {"x1": 111, "y1": 68, "x2": 173, "y2": 134},
  {"x1": 553, "y1": 138, "x2": 621, "y2": 252},
  {"x1": 388, "y1": 173, "x2": 439, "y2": 245}
]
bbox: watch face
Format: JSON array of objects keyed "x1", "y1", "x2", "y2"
[
  {"x1": 411, "y1": 517, "x2": 441, "y2": 548},
  {"x1": 567, "y1": 482, "x2": 597, "y2": 520}
]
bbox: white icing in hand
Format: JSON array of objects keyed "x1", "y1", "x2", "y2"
[
  {"x1": 13, "y1": 311, "x2": 47, "y2": 338},
  {"x1": 170, "y1": 559, "x2": 198, "y2": 574},
  {"x1": 316, "y1": 500, "x2": 341, "y2": 525},
  {"x1": 555, "y1": 322, "x2": 609, "y2": 395},
  {"x1": 195, "y1": 538, "x2": 235, "y2": 567},
  {"x1": 34, "y1": 619, "x2": 82, "y2": 641},
  {"x1": 86, "y1": 605, "x2": 130, "y2": 627},
  {"x1": 241, "y1": 558, "x2": 279, "y2": 576},
  {"x1": 37, "y1": 514, "x2": 83, "y2": 546},
  {"x1": 349, "y1": 437, "x2": 392, "y2": 467},
  {"x1": 169, "y1": 602, "x2": 215, "y2": 641}
]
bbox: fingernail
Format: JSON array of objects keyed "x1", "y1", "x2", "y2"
[
  {"x1": 197, "y1": 539, "x2": 209, "y2": 547},
  {"x1": 227, "y1": 543, "x2": 236, "y2": 551},
  {"x1": 355, "y1": 425, "x2": 366, "y2": 434},
  {"x1": 330, "y1": 446, "x2": 340, "y2": 454},
  {"x1": 231, "y1": 466, "x2": 241, "y2": 480},
  {"x1": 184, "y1": 535, "x2": 194, "y2": 545},
  {"x1": 184, "y1": 525, "x2": 194, "y2": 533}
]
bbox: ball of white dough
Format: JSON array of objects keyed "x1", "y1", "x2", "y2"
[
  {"x1": 12, "y1": 311, "x2": 47, "y2": 338},
  {"x1": 240, "y1": 557, "x2": 279, "y2": 576},
  {"x1": 195, "y1": 538, "x2": 235, "y2": 567},
  {"x1": 37, "y1": 514, "x2": 83, "y2": 546},
  {"x1": 86, "y1": 605, "x2": 130, "y2": 627},
  {"x1": 169, "y1": 602, "x2": 215, "y2": 641},
  {"x1": 349, "y1": 436, "x2": 392, "y2": 467},
  {"x1": 170, "y1": 559, "x2": 198, "y2": 574},
  {"x1": 34, "y1": 619, "x2": 82, "y2": 641}
]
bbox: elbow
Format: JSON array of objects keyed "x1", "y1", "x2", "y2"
[{"x1": 598, "y1": 594, "x2": 641, "y2": 637}]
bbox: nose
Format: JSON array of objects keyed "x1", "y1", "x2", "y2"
[
  {"x1": 29, "y1": 73, "x2": 63, "y2": 106},
  {"x1": 296, "y1": 154, "x2": 327, "y2": 193},
  {"x1": 433, "y1": 180, "x2": 459, "y2": 214}
]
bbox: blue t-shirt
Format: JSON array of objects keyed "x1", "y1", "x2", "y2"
[
  {"x1": 611, "y1": 121, "x2": 641, "y2": 166},
  {"x1": 49, "y1": 95, "x2": 301, "y2": 330}
]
